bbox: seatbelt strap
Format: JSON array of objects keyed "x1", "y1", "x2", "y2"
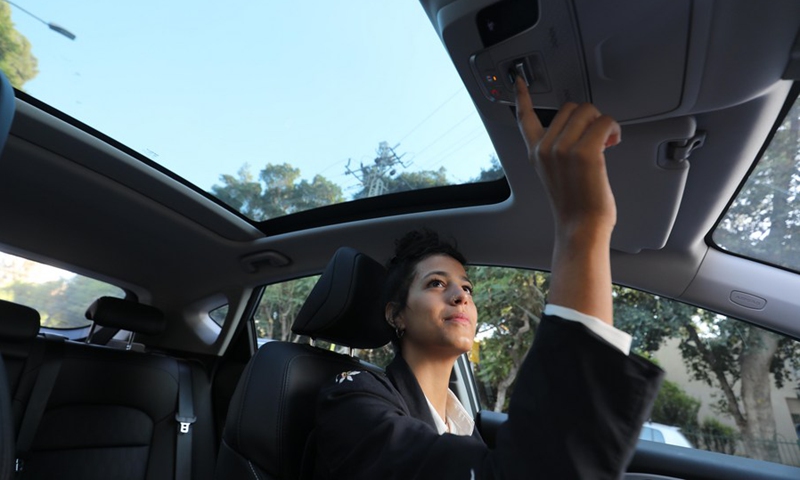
[
  {"x1": 175, "y1": 361, "x2": 196, "y2": 480},
  {"x1": 88, "y1": 326, "x2": 120, "y2": 345},
  {"x1": 15, "y1": 337, "x2": 65, "y2": 475}
]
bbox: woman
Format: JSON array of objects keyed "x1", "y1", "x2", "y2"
[{"x1": 312, "y1": 78, "x2": 664, "y2": 479}]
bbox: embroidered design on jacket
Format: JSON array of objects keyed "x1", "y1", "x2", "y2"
[{"x1": 336, "y1": 371, "x2": 361, "y2": 384}]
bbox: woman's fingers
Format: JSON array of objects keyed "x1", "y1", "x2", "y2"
[
  {"x1": 514, "y1": 81, "x2": 622, "y2": 233},
  {"x1": 514, "y1": 77, "x2": 545, "y2": 150}
]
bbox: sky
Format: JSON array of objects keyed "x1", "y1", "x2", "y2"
[{"x1": 9, "y1": 0, "x2": 497, "y2": 201}]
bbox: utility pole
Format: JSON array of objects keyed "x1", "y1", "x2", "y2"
[{"x1": 345, "y1": 141, "x2": 408, "y2": 198}]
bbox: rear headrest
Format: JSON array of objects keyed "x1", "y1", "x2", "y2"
[
  {"x1": 292, "y1": 247, "x2": 393, "y2": 349},
  {"x1": 0, "y1": 300, "x2": 40, "y2": 342},
  {"x1": 85, "y1": 297, "x2": 165, "y2": 336}
]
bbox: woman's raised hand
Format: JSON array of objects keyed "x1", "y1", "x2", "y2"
[
  {"x1": 514, "y1": 77, "x2": 621, "y2": 240},
  {"x1": 514, "y1": 76, "x2": 621, "y2": 325}
]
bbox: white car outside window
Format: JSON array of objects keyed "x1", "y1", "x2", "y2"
[{"x1": 640, "y1": 422, "x2": 694, "y2": 449}]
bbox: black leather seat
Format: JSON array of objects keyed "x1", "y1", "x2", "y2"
[
  {"x1": 215, "y1": 247, "x2": 394, "y2": 480},
  {"x1": 0, "y1": 355, "x2": 13, "y2": 480},
  {"x1": 0, "y1": 297, "x2": 216, "y2": 480},
  {"x1": 0, "y1": 66, "x2": 18, "y2": 480}
]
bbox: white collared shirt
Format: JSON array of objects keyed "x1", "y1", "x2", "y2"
[
  {"x1": 424, "y1": 389, "x2": 475, "y2": 436},
  {"x1": 544, "y1": 304, "x2": 632, "y2": 355}
]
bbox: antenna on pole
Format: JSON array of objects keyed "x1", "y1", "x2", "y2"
[{"x1": 346, "y1": 142, "x2": 409, "y2": 198}]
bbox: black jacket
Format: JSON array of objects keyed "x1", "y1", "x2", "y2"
[{"x1": 313, "y1": 314, "x2": 664, "y2": 480}]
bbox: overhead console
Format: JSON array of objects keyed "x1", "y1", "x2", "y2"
[
  {"x1": 422, "y1": 0, "x2": 800, "y2": 254},
  {"x1": 432, "y1": 0, "x2": 800, "y2": 122}
]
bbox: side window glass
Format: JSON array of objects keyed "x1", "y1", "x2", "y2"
[
  {"x1": 0, "y1": 250, "x2": 124, "y2": 329},
  {"x1": 209, "y1": 305, "x2": 228, "y2": 326},
  {"x1": 254, "y1": 276, "x2": 394, "y2": 368},
  {"x1": 470, "y1": 264, "x2": 800, "y2": 467},
  {"x1": 614, "y1": 287, "x2": 800, "y2": 466}
]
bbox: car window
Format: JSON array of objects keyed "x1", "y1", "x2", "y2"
[
  {"x1": 639, "y1": 426, "x2": 666, "y2": 443},
  {"x1": 470, "y1": 266, "x2": 800, "y2": 467},
  {"x1": 208, "y1": 304, "x2": 228, "y2": 326},
  {"x1": 712, "y1": 92, "x2": 800, "y2": 272},
  {"x1": 253, "y1": 276, "x2": 394, "y2": 368},
  {"x1": 0, "y1": 250, "x2": 125, "y2": 329}
]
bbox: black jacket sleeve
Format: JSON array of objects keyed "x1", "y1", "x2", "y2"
[{"x1": 312, "y1": 314, "x2": 664, "y2": 480}]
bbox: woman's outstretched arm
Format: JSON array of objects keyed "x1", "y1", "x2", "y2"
[{"x1": 514, "y1": 77, "x2": 620, "y2": 326}]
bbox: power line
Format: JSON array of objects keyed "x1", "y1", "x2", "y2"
[
  {"x1": 313, "y1": 87, "x2": 465, "y2": 180},
  {"x1": 396, "y1": 87, "x2": 464, "y2": 144},
  {"x1": 406, "y1": 111, "x2": 476, "y2": 160}
]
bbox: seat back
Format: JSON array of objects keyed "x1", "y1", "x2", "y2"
[
  {"x1": 215, "y1": 247, "x2": 393, "y2": 480},
  {"x1": 0, "y1": 352, "x2": 14, "y2": 480},
  {"x1": 0, "y1": 68, "x2": 18, "y2": 480},
  {"x1": 3, "y1": 298, "x2": 216, "y2": 480}
]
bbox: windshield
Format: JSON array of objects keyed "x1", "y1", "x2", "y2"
[{"x1": 1, "y1": 1, "x2": 501, "y2": 222}]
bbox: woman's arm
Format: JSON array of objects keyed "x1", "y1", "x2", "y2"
[{"x1": 514, "y1": 78, "x2": 620, "y2": 326}]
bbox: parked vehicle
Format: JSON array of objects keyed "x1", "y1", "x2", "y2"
[{"x1": 640, "y1": 422, "x2": 694, "y2": 449}]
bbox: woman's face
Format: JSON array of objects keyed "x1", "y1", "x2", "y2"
[{"x1": 396, "y1": 254, "x2": 478, "y2": 357}]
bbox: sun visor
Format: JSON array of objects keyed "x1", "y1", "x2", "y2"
[{"x1": 464, "y1": 0, "x2": 691, "y2": 122}]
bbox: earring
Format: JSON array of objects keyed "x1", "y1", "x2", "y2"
[{"x1": 395, "y1": 326, "x2": 405, "y2": 339}]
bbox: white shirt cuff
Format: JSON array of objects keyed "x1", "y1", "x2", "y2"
[{"x1": 543, "y1": 304, "x2": 632, "y2": 355}]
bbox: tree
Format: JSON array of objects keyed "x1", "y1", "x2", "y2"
[
  {"x1": 714, "y1": 99, "x2": 800, "y2": 270},
  {"x1": 0, "y1": 3, "x2": 38, "y2": 89},
  {"x1": 614, "y1": 287, "x2": 800, "y2": 462},
  {"x1": 472, "y1": 266, "x2": 546, "y2": 412},
  {"x1": 1, "y1": 274, "x2": 122, "y2": 328},
  {"x1": 678, "y1": 96, "x2": 800, "y2": 461},
  {"x1": 473, "y1": 155, "x2": 505, "y2": 183},
  {"x1": 255, "y1": 276, "x2": 318, "y2": 342},
  {"x1": 211, "y1": 163, "x2": 344, "y2": 221}
]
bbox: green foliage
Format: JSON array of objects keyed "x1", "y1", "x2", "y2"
[
  {"x1": 472, "y1": 156, "x2": 504, "y2": 182},
  {"x1": 714, "y1": 99, "x2": 800, "y2": 270},
  {"x1": 694, "y1": 417, "x2": 739, "y2": 455},
  {"x1": 0, "y1": 3, "x2": 38, "y2": 89},
  {"x1": 1, "y1": 275, "x2": 123, "y2": 329},
  {"x1": 352, "y1": 166, "x2": 450, "y2": 199},
  {"x1": 650, "y1": 380, "x2": 700, "y2": 431},
  {"x1": 471, "y1": 266, "x2": 546, "y2": 411},
  {"x1": 255, "y1": 276, "x2": 319, "y2": 342},
  {"x1": 211, "y1": 163, "x2": 344, "y2": 220}
]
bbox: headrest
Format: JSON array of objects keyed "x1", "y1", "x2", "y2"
[
  {"x1": 0, "y1": 300, "x2": 40, "y2": 342},
  {"x1": 85, "y1": 297, "x2": 165, "y2": 336},
  {"x1": 292, "y1": 247, "x2": 393, "y2": 349}
]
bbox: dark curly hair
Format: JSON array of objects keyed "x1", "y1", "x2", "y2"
[{"x1": 382, "y1": 229, "x2": 467, "y2": 349}]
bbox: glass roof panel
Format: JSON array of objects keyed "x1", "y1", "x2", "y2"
[
  {"x1": 712, "y1": 93, "x2": 800, "y2": 271},
  {"x1": 1, "y1": 1, "x2": 501, "y2": 222}
]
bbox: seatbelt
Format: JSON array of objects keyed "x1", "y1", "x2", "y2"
[
  {"x1": 15, "y1": 337, "x2": 65, "y2": 476},
  {"x1": 175, "y1": 361, "x2": 196, "y2": 480},
  {"x1": 87, "y1": 326, "x2": 120, "y2": 345}
]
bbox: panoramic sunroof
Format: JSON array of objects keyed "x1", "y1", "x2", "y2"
[
  {"x1": 1, "y1": 1, "x2": 502, "y2": 222},
  {"x1": 712, "y1": 91, "x2": 800, "y2": 272}
]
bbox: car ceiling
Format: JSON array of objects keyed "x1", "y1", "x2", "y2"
[{"x1": 0, "y1": 0, "x2": 799, "y2": 355}]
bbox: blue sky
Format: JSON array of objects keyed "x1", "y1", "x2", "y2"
[{"x1": 10, "y1": 1, "x2": 496, "y2": 197}]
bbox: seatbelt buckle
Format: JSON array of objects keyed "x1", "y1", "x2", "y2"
[{"x1": 176, "y1": 414, "x2": 196, "y2": 434}]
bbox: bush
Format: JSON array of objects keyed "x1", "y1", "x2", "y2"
[
  {"x1": 698, "y1": 417, "x2": 739, "y2": 455},
  {"x1": 651, "y1": 380, "x2": 701, "y2": 431}
]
